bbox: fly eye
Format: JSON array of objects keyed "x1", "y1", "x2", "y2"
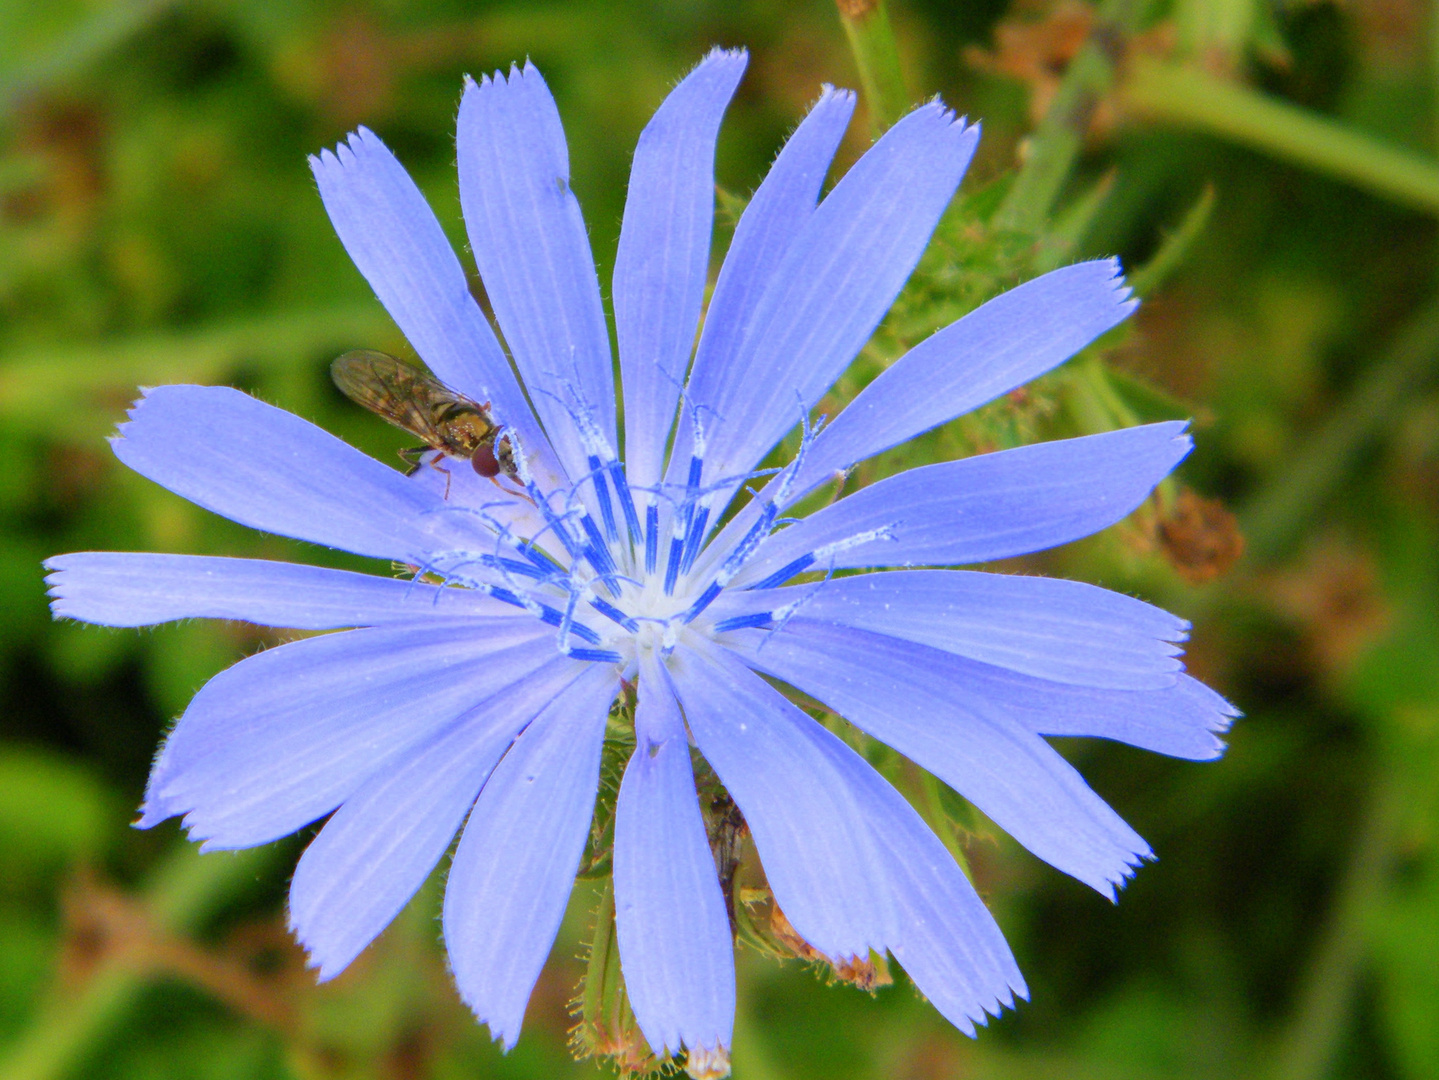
[{"x1": 472, "y1": 443, "x2": 501, "y2": 477}]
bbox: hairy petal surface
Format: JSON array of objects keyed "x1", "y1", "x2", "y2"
[
  {"x1": 458, "y1": 63, "x2": 615, "y2": 483},
  {"x1": 615, "y1": 49, "x2": 746, "y2": 487},
  {"x1": 142, "y1": 622, "x2": 556, "y2": 848},
  {"x1": 684, "y1": 104, "x2": 978, "y2": 489},
  {"x1": 310, "y1": 129, "x2": 547, "y2": 461},
  {"x1": 729, "y1": 621, "x2": 1153, "y2": 896},
  {"x1": 672, "y1": 643, "x2": 1023, "y2": 1027},
  {"x1": 44, "y1": 552, "x2": 512, "y2": 629},
  {"x1": 737, "y1": 422, "x2": 1192, "y2": 585},
  {"x1": 712, "y1": 569, "x2": 1187, "y2": 690},
  {"x1": 444, "y1": 663, "x2": 618, "y2": 1048},
  {"x1": 787, "y1": 259, "x2": 1137, "y2": 497},
  {"x1": 666, "y1": 86, "x2": 855, "y2": 474},
  {"x1": 614, "y1": 653, "x2": 734, "y2": 1058},
  {"x1": 112, "y1": 386, "x2": 484, "y2": 562},
  {"x1": 289, "y1": 657, "x2": 585, "y2": 980}
]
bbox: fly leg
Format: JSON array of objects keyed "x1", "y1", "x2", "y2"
[{"x1": 400, "y1": 446, "x2": 454, "y2": 499}]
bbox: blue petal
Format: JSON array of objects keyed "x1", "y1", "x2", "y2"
[
  {"x1": 786, "y1": 259, "x2": 1137, "y2": 498},
  {"x1": 710, "y1": 569, "x2": 1187, "y2": 690},
  {"x1": 728, "y1": 621, "x2": 1153, "y2": 896},
  {"x1": 682, "y1": 103, "x2": 978, "y2": 493},
  {"x1": 982, "y1": 669, "x2": 1236, "y2": 761},
  {"x1": 311, "y1": 129, "x2": 551, "y2": 467},
  {"x1": 737, "y1": 422, "x2": 1192, "y2": 585},
  {"x1": 141, "y1": 621, "x2": 556, "y2": 848},
  {"x1": 670, "y1": 642, "x2": 1023, "y2": 1029},
  {"x1": 457, "y1": 63, "x2": 615, "y2": 484},
  {"x1": 614, "y1": 653, "x2": 734, "y2": 1058},
  {"x1": 614, "y1": 49, "x2": 747, "y2": 488},
  {"x1": 444, "y1": 663, "x2": 619, "y2": 1049},
  {"x1": 865, "y1": 772, "x2": 1029, "y2": 1034},
  {"x1": 665, "y1": 85, "x2": 855, "y2": 479},
  {"x1": 669, "y1": 643, "x2": 900, "y2": 959},
  {"x1": 288, "y1": 656, "x2": 585, "y2": 980},
  {"x1": 44, "y1": 552, "x2": 511, "y2": 629},
  {"x1": 111, "y1": 386, "x2": 485, "y2": 562}
]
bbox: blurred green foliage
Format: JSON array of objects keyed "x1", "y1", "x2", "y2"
[{"x1": 3, "y1": 0, "x2": 1439, "y2": 1077}]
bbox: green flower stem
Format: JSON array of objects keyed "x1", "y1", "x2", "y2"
[
  {"x1": 1124, "y1": 59, "x2": 1439, "y2": 216},
  {"x1": 1242, "y1": 294, "x2": 1439, "y2": 563},
  {"x1": 834, "y1": 0, "x2": 911, "y2": 136},
  {"x1": 0, "y1": 844, "x2": 282, "y2": 1080},
  {"x1": 995, "y1": 48, "x2": 1113, "y2": 234}
]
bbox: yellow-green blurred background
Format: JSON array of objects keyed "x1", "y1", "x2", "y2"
[{"x1": 3, "y1": 0, "x2": 1439, "y2": 1078}]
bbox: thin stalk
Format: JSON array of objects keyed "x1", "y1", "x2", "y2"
[
  {"x1": 1269, "y1": 770, "x2": 1408, "y2": 1080},
  {"x1": 835, "y1": 0, "x2": 911, "y2": 136},
  {"x1": 1126, "y1": 185, "x2": 1215, "y2": 297},
  {"x1": 994, "y1": 0, "x2": 1139, "y2": 233},
  {"x1": 1124, "y1": 59, "x2": 1439, "y2": 216},
  {"x1": 0, "y1": 0, "x2": 182, "y2": 119}
]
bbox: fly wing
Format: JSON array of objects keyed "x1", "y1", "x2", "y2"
[{"x1": 330, "y1": 349, "x2": 454, "y2": 445}]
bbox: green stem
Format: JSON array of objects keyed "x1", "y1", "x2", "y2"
[
  {"x1": 0, "y1": 0, "x2": 181, "y2": 119},
  {"x1": 1242, "y1": 295, "x2": 1439, "y2": 563},
  {"x1": 1269, "y1": 770, "x2": 1408, "y2": 1080},
  {"x1": 1125, "y1": 59, "x2": 1439, "y2": 216},
  {"x1": 994, "y1": 0, "x2": 1138, "y2": 234},
  {"x1": 835, "y1": 0, "x2": 911, "y2": 136},
  {"x1": 1126, "y1": 185, "x2": 1215, "y2": 297},
  {"x1": 0, "y1": 845, "x2": 283, "y2": 1080}
]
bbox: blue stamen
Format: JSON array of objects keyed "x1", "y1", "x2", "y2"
[
  {"x1": 645, "y1": 503, "x2": 659, "y2": 574},
  {"x1": 588, "y1": 454, "x2": 619, "y2": 542},
  {"x1": 720, "y1": 501, "x2": 780, "y2": 579},
  {"x1": 662, "y1": 528, "x2": 686, "y2": 594},
  {"x1": 610, "y1": 461, "x2": 643, "y2": 546},
  {"x1": 565, "y1": 647, "x2": 625, "y2": 664},
  {"x1": 529, "y1": 484, "x2": 584, "y2": 562},
  {"x1": 682, "y1": 581, "x2": 724, "y2": 623},
  {"x1": 577, "y1": 513, "x2": 620, "y2": 595},
  {"x1": 679, "y1": 504, "x2": 710, "y2": 574},
  {"x1": 486, "y1": 556, "x2": 549, "y2": 580},
  {"x1": 753, "y1": 554, "x2": 815, "y2": 590},
  {"x1": 486, "y1": 587, "x2": 600, "y2": 643},
  {"x1": 712, "y1": 611, "x2": 775, "y2": 633},
  {"x1": 541, "y1": 607, "x2": 602, "y2": 643},
  {"x1": 520, "y1": 542, "x2": 564, "y2": 576},
  {"x1": 589, "y1": 597, "x2": 640, "y2": 633}
]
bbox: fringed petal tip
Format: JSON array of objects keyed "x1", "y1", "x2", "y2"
[
  {"x1": 310, "y1": 126, "x2": 383, "y2": 176},
  {"x1": 1100, "y1": 844, "x2": 1158, "y2": 903},
  {"x1": 110, "y1": 385, "x2": 158, "y2": 438},
  {"x1": 699, "y1": 44, "x2": 748, "y2": 67},
  {"x1": 1099, "y1": 254, "x2": 1141, "y2": 310},
  {"x1": 812, "y1": 83, "x2": 857, "y2": 111},
  {"x1": 286, "y1": 918, "x2": 347, "y2": 984},
  {"x1": 468, "y1": 58, "x2": 541, "y2": 92}
]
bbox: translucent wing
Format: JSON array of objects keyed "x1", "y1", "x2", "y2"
[{"x1": 331, "y1": 350, "x2": 461, "y2": 446}]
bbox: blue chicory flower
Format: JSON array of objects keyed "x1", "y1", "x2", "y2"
[{"x1": 45, "y1": 48, "x2": 1235, "y2": 1073}]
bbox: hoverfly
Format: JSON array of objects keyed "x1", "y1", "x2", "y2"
[{"x1": 330, "y1": 350, "x2": 517, "y2": 491}]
